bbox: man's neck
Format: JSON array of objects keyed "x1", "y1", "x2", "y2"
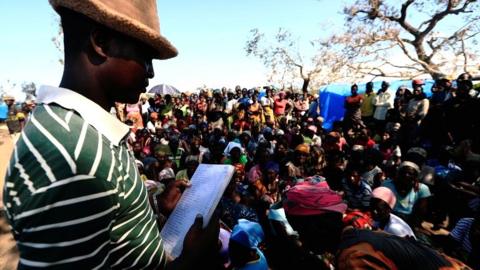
[{"x1": 60, "y1": 58, "x2": 111, "y2": 111}]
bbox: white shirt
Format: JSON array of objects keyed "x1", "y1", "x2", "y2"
[
  {"x1": 372, "y1": 90, "x2": 393, "y2": 120},
  {"x1": 260, "y1": 96, "x2": 273, "y2": 107},
  {"x1": 146, "y1": 121, "x2": 156, "y2": 133},
  {"x1": 141, "y1": 101, "x2": 150, "y2": 115},
  {"x1": 225, "y1": 99, "x2": 238, "y2": 114},
  {"x1": 37, "y1": 86, "x2": 129, "y2": 146},
  {"x1": 377, "y1": 213, "x2": 416, "y2": 238}
]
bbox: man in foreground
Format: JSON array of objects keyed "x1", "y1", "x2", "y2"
[{"x1": 3, "y1": 0, "x2": 218, "y2": 269}]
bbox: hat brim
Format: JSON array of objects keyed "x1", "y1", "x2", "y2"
[{"x1": 50, "y1": 0, "x2": 178, "y2": 60}]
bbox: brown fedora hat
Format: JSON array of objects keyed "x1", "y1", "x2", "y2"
[{"x1": 49, "y1": 0, "x2": 178, "y2": 60}]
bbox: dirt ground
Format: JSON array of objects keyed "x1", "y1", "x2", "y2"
[{"x1": 0, "y1": 124, "x2": 19, "y2": 270}]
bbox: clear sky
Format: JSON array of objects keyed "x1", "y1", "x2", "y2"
[{"x1": 0, "y1": 0, "x2": 347, "y2": 98}]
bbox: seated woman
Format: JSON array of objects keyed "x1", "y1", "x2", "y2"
[
  {"x1": 382, "y1": 161, "x2": 431, "y2": 226},
  {"x1": 285, "y1": 144, "x2": 310, "y2": 185},
  {"x1": 284, "y1": 180, "x2": 347, "y2": 255}
]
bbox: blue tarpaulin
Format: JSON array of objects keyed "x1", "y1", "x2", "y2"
[{"x1": 318, "y1": 80, "x2": 434, "y2": 130}]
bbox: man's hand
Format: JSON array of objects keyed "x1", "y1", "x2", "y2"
[
  {"x1": 183, "y1": 214, "x2": 220, "y2": 259},
  {"x1": 157, "y1": 179, "x2": 190, "y2": 216},
  {"x1": 166, "y1": 215, "x2": 220, "y2": 270}
]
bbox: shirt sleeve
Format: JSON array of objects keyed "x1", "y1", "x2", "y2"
[
  {"x1": 417, "y1": 183, "x2": 431, "y2": 199},
  {"x1": 450, "y1": 218, "x2": 472, "y2": 242}
]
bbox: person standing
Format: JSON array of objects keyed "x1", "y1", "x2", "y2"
[
  {"x1": 404, "y1": 79, "x2": 430, "y2": 147},
  {"x1": 3, "y1": 95, "x2": 21, "y2": 135},
  {"x1": 0, "y1": 96, "x2": 10, "y2": 123},
  {"x1": 274, "y1": 92, "x2": 288, "y2": 118},
  {"x1": 372, "y1": 81, "x2": 394, "y2": 129},
  {"x1": 360, "y1": 82, "x2": 376, "y2": 126},
  {"x1": 3, "y1": 1, "x2": 218, "y2": 269},
  {"x1": 344, "y1": 84, "x2": 365, "y2": 130},
  {"x1": 260, "y1": 88, "x2": 275, "y2": 125}
]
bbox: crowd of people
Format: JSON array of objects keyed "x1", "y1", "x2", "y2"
[
  {"x1": 4, "y1": 0, "x2": 480, "y2": 269},
  {"x1": 115, "y1": 73, "x2": 480, "y2": 269},
  {"x1": 0, "y1": 95, "x2": 35, "y2": 135}
]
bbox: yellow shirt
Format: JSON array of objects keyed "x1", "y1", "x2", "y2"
[{"x1": 361, "y1": 93, "x2": 376, "y2": 117}]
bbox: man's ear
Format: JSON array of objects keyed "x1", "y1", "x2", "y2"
[{"x1": 89, "y1": 28, "x2": 111, "y2": 58}]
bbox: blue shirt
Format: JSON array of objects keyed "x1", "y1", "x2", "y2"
[
  {"x1": 238, "y1": 97, "x2": 252, "y2": 108},
  {"x1": 342, "y1": 179, "x2": 372, "y2": 210},
  {"x1": 0, "y1": 102, "x2": 8, "y2": 120},
  {"x1": 450, "y1": 218, "x2": 474, "y2": 254},
  {"x1": 235, "y1": 249, "x2": 268, "y2": 270},
  {"x1": 308, "y1": 100, "x2": 321, "y2": 118},
  {"x1": 382, "y1": 179, "x2": 431, "y2": 215}
]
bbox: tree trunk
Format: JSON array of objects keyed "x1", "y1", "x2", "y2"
[
  {"x1": 430, "y1": 71, "x2": 446, "y2": 80},
  {"x1": 412, "y1": 40, "x2": 446, "y2": 80},
  {"x1": 302, "y1": 78, "x2": 310, "y2": 93}
]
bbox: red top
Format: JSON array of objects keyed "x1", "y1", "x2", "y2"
[{"x1": 274, "y1": 99, "x2": 288, "y2": 115}]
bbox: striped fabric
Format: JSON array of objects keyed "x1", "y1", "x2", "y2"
[
  {"x1": 3, "y1": 88, "x2": 166, "y2": 269},
  {"x1": 450, "y1": 218, "x2": 474, "y2": 254}
]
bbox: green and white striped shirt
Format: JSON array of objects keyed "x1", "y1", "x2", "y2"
[{"x1": 3, "y1": 86, "x2": 166, "y2": 269}]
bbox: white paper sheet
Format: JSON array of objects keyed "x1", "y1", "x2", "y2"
[{"x1": 160, "y1": 164, "x2": 234, "y2": 258}]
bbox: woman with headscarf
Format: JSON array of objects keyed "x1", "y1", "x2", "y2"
[
  {"x1": 284, "y1": 180, "x2": 347, "y2": 267},
  {"x1": 285, "y1": 144, "x2": 310, "y2": 184},
  {"x1": 382, "y1": 161, "x2": 431, "y2": 225}
]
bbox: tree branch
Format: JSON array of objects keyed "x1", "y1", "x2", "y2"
[
  {"x1": 395, "y1": 36, "x2": 422, "y2": 64},
  {"x1": 461, "y1": 36, "x2": 468, "y2": 72},
  {"x1": 378, "y1": 57, "x2": 425, "y2": 72},
  {"x1": 419, "y1": 0, "x2": 474, "y2": 38},
  {"x1": 386, "y1": 0, "x2": 419, "y2": 36}
]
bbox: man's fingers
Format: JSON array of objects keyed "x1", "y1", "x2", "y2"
[
  {"x1": 174, "y1": 179, "x2": 191, "y2": 188},
  {"x1": 193, "y1": 214, "x2": 203, "y2": 229},
  {"x1": 205, "y1": 214, "x2": 220, "y2": 241}
]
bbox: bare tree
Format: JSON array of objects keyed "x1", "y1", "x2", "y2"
[
  {"x1": 21, "y1": 82, "x2": 37, "y2": 100},
  {"x1": 246, "y1": 28, "x2": 351, "y2": 92},
  {"x1": 337, "y1": 0, "x2": 480, "y2": 80},
  {"x1": 0, "y1": 80, "x2": 17, "y2": 99}
]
